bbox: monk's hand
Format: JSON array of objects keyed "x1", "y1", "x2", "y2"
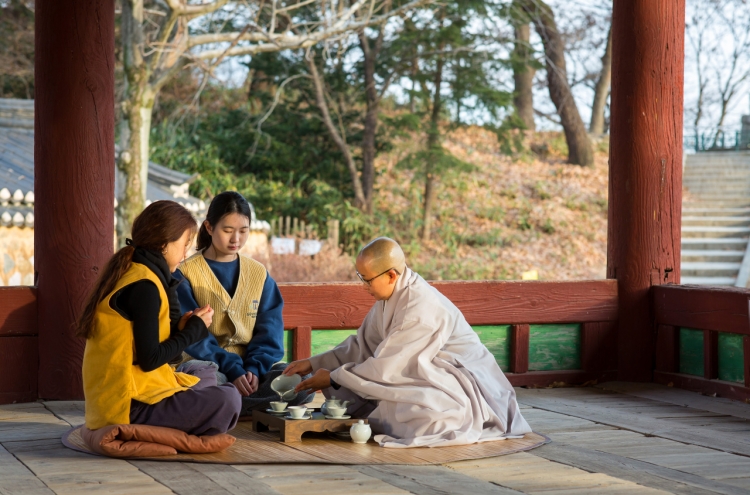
[
  {"x1": 233, "y1": 372, "x2": 256, "y2": 397},
  {"x1": 177, "y1": 311, "x2": 194, "y2": 331},
  {"x1": 283, "y1": 359, "x2": 312, "y2": 377},
  {"x1": 295, "y1": 369, "x2": 331, "y2": 393}
]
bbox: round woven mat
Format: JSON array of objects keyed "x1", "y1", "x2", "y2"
[{"x1": 63, "y1": 423, "x2": 548, "y2": 464}]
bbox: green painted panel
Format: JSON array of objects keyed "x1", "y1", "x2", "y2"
[
  {"x1": 311, "y1": 330, "x2": 358, "y2": 357},
  {"x1": 528, "y1": 324, "x2": 580, "y2": 371},
  {"x1": 679, "y1": 328, "x2": 704, "y2": 376},
  {"x1": 282, "y1": 330, "x2": 293, "y2": 363},
  {"x1": 472, "y1": 325, "x2": 511, "y2": 371},
  {"x1": 282, "y1": 329, "x2": 357, "y2": 362},
  {"x1": 718, "y1": 333, "x2": 744, "y2": 383}
]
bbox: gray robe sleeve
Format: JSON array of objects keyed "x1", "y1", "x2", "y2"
[{"x1": 307, "y1": 306, "x2": 379, "y2": 371}]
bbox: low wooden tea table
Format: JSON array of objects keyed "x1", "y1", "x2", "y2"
[{"x1": 252, "y1": 409, "x2": 366, "y2": 443}]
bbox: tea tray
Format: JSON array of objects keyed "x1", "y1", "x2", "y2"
[{"x1": 251, "y1": 408, "x2": 366, "y2": 443}]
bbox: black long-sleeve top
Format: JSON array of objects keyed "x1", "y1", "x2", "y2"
[{"x1": 109, "y1": 246, "x2": 208, "y2": 372}]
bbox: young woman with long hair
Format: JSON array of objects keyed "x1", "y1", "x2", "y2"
[
  {"x1": 78, "y1": 200, "x2": 241, "y2": 435},
  {"x1": 174, "y1": 191, "x2": 314, "y2": 413}
]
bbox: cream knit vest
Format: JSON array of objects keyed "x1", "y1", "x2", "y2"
[{"x1": 179, "y1": 253, "x2": 267, "y2": 357}]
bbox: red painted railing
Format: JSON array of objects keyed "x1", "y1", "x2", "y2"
[
  {"x1": 279, "y1": 280, "x2": 619, "y2": 388},
  {"x1": 0, "y1": 287, "x2": 38, "y2": 404},
  {"x1": 653, "y1": 284, "x2": 750, "y2": 401},
  {"x1": 0, "y1": 280, "x2": 619, "y2": 403}
]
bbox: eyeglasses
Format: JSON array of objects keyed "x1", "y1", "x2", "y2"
[{"x1": 356, "y1": 267, "x2": 401, "y2": 285}]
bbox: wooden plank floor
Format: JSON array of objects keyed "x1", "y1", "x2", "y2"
[{"x1": 1, "y1": 383, "x2": 749, "y2": 494}]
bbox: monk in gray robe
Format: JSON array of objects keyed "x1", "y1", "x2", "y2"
[{"x1": 284, "y1": 237, "x2": 531, "y2": 448}]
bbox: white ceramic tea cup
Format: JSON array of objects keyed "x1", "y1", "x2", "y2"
[
  {"x1": 327, "y1": 405, "x2": 347, "y2": 418},
  {"x1": 287, "y1": 406, "x2": 308, "y2": 419},
  {"x1": 270, "y1": 401, "x2": 288, "y2": 412}
]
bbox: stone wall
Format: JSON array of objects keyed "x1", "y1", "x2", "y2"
[{"x1": 0, "y1": 226, "x2": 34, "y2": 286}]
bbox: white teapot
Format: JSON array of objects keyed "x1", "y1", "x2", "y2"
[
  {"x1": 350, "y1": 420, "x2": 372, "y2": 444},
  {"x1": 321, "y1": 395, "x2": 350, "y2": 415}
]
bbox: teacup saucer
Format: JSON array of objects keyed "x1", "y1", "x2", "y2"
[
  {"x1": 328, "y1": 431, "x2": 351, "y2": 440},
  {"x1": 324, "y1": 414, "x2": 351, "y2": 420},
  {"x1": 265, "y1": 408, "x2": 287, "y2": 415},
  {"x1": 285, "y1": 413, "x2": 312, "y2": 420}
]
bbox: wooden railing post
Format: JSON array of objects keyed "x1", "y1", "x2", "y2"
[
  {"x1": 744, "y1": 336, "x2": 750, "y2": 388},
  {"x1": 292, "y1": 326, "x2": 312, "y2": 361},
  {"x1": 510, "y1": 324, "x2": 529, "y2": 374},
  {"x1": 703, "y1": 330, "x2": 719, "y2": 380}
]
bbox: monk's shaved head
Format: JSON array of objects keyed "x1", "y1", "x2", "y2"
[{"x1": 357, "y1": 237, "x2": 406, "y2": 274}]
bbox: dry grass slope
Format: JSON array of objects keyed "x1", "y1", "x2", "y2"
[
  {"x1": 375, "y1": 127, "x2": 609, "y2": 281},
  {"x1": 268, "y1": 127, "x2": 609, "y2": 282}
]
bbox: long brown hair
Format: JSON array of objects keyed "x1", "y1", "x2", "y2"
[
  {"x1": 196, "y1": 191, "x2": 253, "y2": 251},
  {"x1": 76, "y1": 201, "x2": 197, "y2": 339}
]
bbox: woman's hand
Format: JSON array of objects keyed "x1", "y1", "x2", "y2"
[
  {"x1": 177, "y1": 311, "x2": 194, "y2": 331},
  {"x1": 283, "y1": 359, "x2": 313, "y2": 377},
  {"x1": 192, "y1": 304, "x2": 214, "y2": 328},
  {"x1": 294, "y1": 368, "x2": 331, "y2": 393},
  {"x1": 233, "y1": 372, "x2": 258, "y2": 397}
]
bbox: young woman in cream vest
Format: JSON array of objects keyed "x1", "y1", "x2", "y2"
[
  {"x1": 174, "y1": 191, "x2": 313, "y2": 413},
  {"x1": 77, "y1": 201, "x2": 241, "y2": 435}
]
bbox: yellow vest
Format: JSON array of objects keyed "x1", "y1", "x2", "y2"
[
  {"x1": 179, "y1": 253, "x2": 267, "y2": 358},
  {"x1": 82, "y1": 263, "x2": 200, "y2": 430}
]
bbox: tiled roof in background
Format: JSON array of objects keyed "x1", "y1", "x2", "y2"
[
  {"x1": 0, "y1": 99, "x2": 211, "y2": 228},
  {"x1": 0, "y1": 98, "x2": 270, "y2": 232}
]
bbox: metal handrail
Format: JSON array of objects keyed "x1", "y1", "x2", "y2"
[{"x1": 684, "y1": 127, "x2": 750, "y2": 152}]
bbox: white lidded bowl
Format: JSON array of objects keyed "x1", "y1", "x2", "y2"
[{"x1": 350, "y1": 420, "x2": 372, "y2": 444}]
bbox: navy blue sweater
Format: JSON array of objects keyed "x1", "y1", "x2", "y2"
[{"x1": 174, "y1": 257, "x2": 285, "y2": 382}]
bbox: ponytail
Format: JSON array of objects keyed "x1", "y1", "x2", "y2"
[
  {"x1": 196, "y1": 222, "x2": 211, "y2": 251},
  {"x1": 76, "y1": 245, "x2": 135, "y2": 339},
  {"x1": 76, "y1": 200, "x2": 198, "y2": 339}
]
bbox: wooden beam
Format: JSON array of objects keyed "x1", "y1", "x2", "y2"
[
  {"x1": 608, "y1": 0, "x2": 685, "y2": 381},
  {"x1": 292, "y1": 326, "x2": 312, "y2": 361},
  {"x1": 654, "y1": 371, "x2": 750, "y2": 402},
  {"x1": 654, "y1": 325, "x2": 679, "y2": 373},
  {"x1": 0, "y1": 287, "x2": 36, "y2": 336},
  {"x1": 279, "y1": 280, "x2": 617, "y2": 329},
  {"x1": 704, "y1": 330, "x2": 719, "y2": 380},
  {"x1": 653, "y1": 284, "x2": 750, "y2": 335},
  {"x1": 510, "y1": 324, "x2": 529, "y2": 374},
  {"x1": 35, "y1": 0, "x2": 115, "y2": 399}
]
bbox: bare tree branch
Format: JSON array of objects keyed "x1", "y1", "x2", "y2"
[
  {"x1": 164, "y1": 0, "x2": 231, "y2": 17},
  {"x1": 190, "y1": 0, "x2": 432, "y2": 59},
  {"x1": 306, "y1": 51, "x2": 367, "y2": 209}
]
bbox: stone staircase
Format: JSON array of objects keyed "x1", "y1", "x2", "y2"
[{"x1": 682, "y1": 151, "x2": 750, "y2": 286}]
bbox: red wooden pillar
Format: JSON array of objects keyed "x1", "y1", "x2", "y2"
[
  {"x1": 35, "y1": 0, "x2": 115, "y2": 399},
  {"x1": 608, "y1": 0, "x2": 685, "y2": 381}
]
